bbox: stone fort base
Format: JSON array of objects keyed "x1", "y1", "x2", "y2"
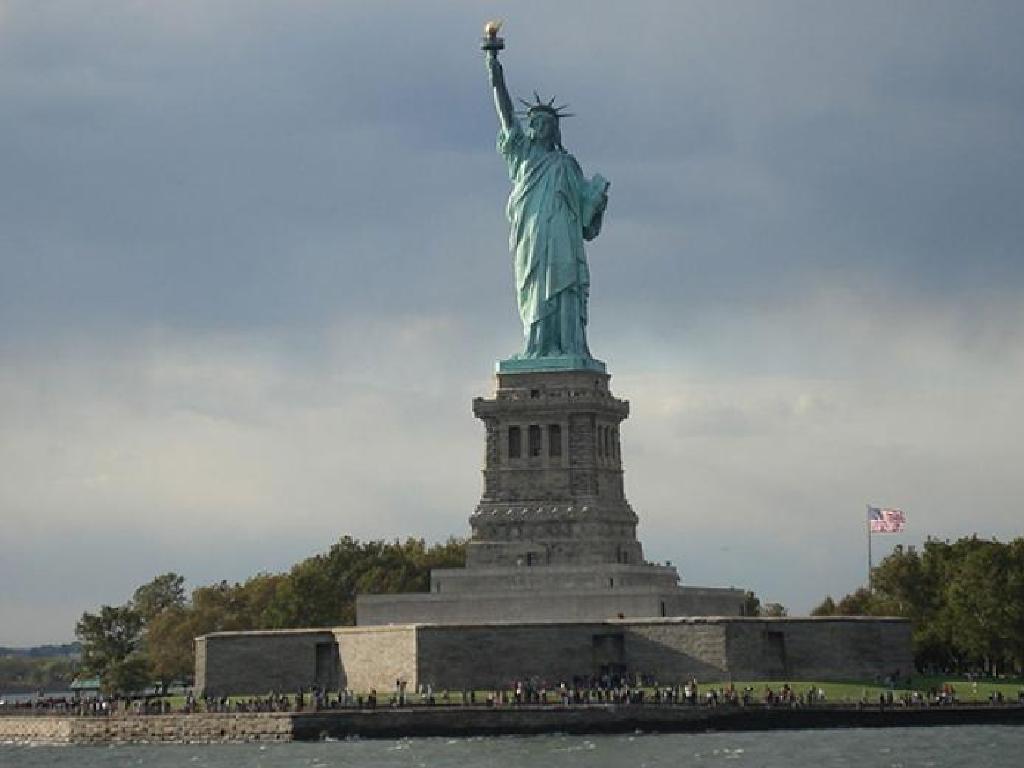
[
  {"x1": 357, "y1": 576, "x2": 746, "y2": 625},
  {"x1": 195, "y1": 616, "x2": 913, "y2": 697}
]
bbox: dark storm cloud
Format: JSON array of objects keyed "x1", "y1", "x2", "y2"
[
  {"x1": 0, "y1": 1, "x2": 503, "y2": 337},
  {"x1": 2, "y1": 1, "x2": 1020, "y2": 345}
]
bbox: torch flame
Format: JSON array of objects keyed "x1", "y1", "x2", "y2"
[{"x1": 484, "y1": 19, "x2": 503, "y2": 38}]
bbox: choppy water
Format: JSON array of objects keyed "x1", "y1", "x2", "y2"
[{"x1": 1, "y1": 726, "x2": 1022, "y2": 767}]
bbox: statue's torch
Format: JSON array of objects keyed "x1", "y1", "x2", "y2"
[{"x1": 481, "y1": 19, "x2": 504, "y2": 52}]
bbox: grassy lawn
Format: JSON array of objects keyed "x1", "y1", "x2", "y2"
[{"x1": 694, "y1": 677, "x2": 1024, "y2": 704}]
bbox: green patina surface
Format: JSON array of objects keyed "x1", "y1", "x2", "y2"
[
  {"x1": 486, "y1": 37, "x2": 609, "y2": 372},
  {"x1": 497, "y1": 354, "x2": 606, "y2": 374}
]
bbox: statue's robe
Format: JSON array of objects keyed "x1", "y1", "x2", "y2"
[{"x1": 498, "y1": 121, "x2": 606, "y2": 358}]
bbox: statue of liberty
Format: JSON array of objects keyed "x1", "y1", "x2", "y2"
[{"x1": 483, "y1": 23, "x2": 610, "y2": 371}]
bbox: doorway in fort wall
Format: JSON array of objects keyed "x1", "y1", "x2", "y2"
[
  {"x1": 592, "y1": 633, "x2": 626, "y2": 678},
  {"x1": 762, "y1": 630, "x2": 788, "y2": 677},
  {"x1": 315, "y1": 642, "x2": 340, "y2": 690}
]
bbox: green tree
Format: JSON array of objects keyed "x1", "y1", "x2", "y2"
[
  {"x1": 815, "y1": 535, "x2": 1024, "y2": 674},
  {"x1": 1006, "y1": 539, "x2": 1024, "y2": 674},
  {"x1": 810, "y1": 596, "x2": 837, "y2": 616},
  {"x1": 132, "y1": 572, "x2": 186, "y2": 623},
  {"x1": 873, "y1": 540, "x2": 956, "y2": 669},
  {"x1": 263, "y1": 536, "x2": 466, "y2": 628},
  {"x1": 236, "y1": 573, "x2": 288, "y2": 627},
  {"x1": 75, "y1": 605, "x2": 147, "y2": 695},
  {"x1": 946, "y1": 541, "x2": 1015, "y2": 674},
  {"x1": 72, "y1": 535, "x2": 469, "y2": 692},
  {"x1": 0, "y1": 656, "x2": 80, "y2": 692},
  {"x1": 741, "y1": 590, "x2": 761, "y2": 617},
  {"x1": 190, "y1": 573, "x2": 288, "y2": 633},
  {"x1": 145, "y1": 606, "x2": 196, "y2": 690},
  {"x1": 839, "y1": 585, "x2": 897, "y2": 618},
  {"x1": 105, "y1": 656, "x2": 151, "y2": 697}
]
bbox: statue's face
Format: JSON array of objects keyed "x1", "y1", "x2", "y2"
[{"x1": 527, "y1": 111, "x2": 557, "y2": 144}]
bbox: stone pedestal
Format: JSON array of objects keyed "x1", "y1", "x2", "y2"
[
  {"x1": 468, "y1": 369, "x2": 641, "y2": 569},
  {"x1": 356, "y1": 367, "x2": 747, "y2": 625}
]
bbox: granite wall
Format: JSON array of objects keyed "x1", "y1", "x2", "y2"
[
  {"x1": 357, "y1": 571, "x2": 746, "y2": 626},
  {"x1": 9, "y1": 703, "x2": 1023, "y2": 744},
  {"x1": 0, "y1": 713, "x2": 293, "y2": 744},
  {"x1": 415, "y1": 623, "x2": 597, "y2": 690},
  {"x1": 724, "y1": 617, "x2": 914, "y2": 680},
  {"x1": 335, "y1": 625, "x2": 418, "y2": 693},
  {"x1": 410, "y1": 617, "x2": 911, "y2": 689},
  {"x1": 359, "y1": 590, "x2": 684, "y2": 625},
  {"x1": 196, "y1": 629, "x2": 338, "y2": 697},
  {"x1": 195, "y1": 617, "x2": 912, "y2": 695},
  {"x1": 624, "y1": 620, "x2": 730, "y2": 681}
]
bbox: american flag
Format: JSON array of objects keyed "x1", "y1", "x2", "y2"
[{"x1": 868, "y1": 506, "x2": 906, "y2": 533}]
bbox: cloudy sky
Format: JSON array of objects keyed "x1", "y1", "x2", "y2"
[{"x1": 2, "y1": 0, "x2": 1023, "y2": 645}]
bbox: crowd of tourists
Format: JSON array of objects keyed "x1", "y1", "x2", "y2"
[
  {"x1": 3, "y1": 678, "x2": 1023, "y2": 716},
  {"x1": 0, "y1": 689, "x2": 340, "y2": 716},
  {"x1": 0, "y1": 695, "x2": 173, "y2": 715}
]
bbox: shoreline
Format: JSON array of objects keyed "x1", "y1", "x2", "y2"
[{"x1": 2, "y1": 704, "x2": 1024, "y2": 744}]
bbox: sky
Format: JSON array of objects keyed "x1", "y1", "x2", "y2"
[{"x1": 1, "y1": 0, "x2": 1023, "y2": 646}]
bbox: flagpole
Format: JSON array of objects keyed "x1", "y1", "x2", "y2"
[{"x1": 866, "y1": 505, "x2": 873, "y2": 591}]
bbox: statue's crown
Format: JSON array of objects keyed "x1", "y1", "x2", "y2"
[{"x1": 517, "y1": 92, "x2": 574, "y2": 119}]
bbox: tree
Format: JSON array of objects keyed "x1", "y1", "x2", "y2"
[
  {"x1": 813, "y1": 535, "x2": 1024, "y2": 674},
  {"x1": 1006, "y1": 540, "x2": 1024, "y2": 674},
  {"x1": 190, "y1": 573, "x2": 288, "y2": 633},
  {"x1": 810, "y1": 596, "x2": 837, "y2": 616},
  {"x1": 0, "y1": 655, "x2": 79, "y2": 693},
  {"x1": 741, "y1": 591, "x2": 761, "y2": 617},
  {"x1": 105, "y1": 656, "x2": 151, "y2": 697},
  {"x1": 72, "y1": 535, "x2": 469, "y2": 692},
  {"x1": 145, "y1": 606, "x2": 196, "y2": 690},
  {"x1": 262, "y1": 536, "x2": 467, "y2": 628},
  {"x1": 835, "y1": 587, "x2": 880, "y2": 615},
  {"x1": 946, "y1": 541, "x2": 1014, "y2": 674},
  {"x1": 871, "y1": 540, "x2": 954, "y2": 669},
  {"x1": 75, "y1": 604, "x2": 147, "y2": 695},
  {"x1": 132, "y1": 573, "x2": 186, "y2": 623}
]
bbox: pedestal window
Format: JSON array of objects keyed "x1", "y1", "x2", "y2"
[
  {"x1": 548, "y1": 424, "x2": 562, "y2": 457},
  {"x1": 508, "y1": 426, "x2": 521, "y2": 459},
  {"x1": 528, "y1": 424, "x2": 542, "y2": 457}
]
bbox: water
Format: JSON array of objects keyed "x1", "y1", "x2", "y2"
[{"x1": 1, "y1": 727, "x2": 1022, "y2": 767}]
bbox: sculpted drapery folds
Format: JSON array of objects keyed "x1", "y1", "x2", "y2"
[{"x1": 486, "y1": 46, "x2": 609, "y2": 363}]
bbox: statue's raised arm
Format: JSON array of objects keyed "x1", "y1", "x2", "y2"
[
  {"x1": 482, "y1": 23, "x2": 515, "y2": 133},
  {"x1": 486, "y1": 52, "x2": 516, "y2": 133}
]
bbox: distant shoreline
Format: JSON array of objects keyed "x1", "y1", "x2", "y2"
[
  {"x1": 2, "y1": 704, "x2": 1024, "y2": 744},
  {"x1": 0, "y1": 689, "x2": 74, "y2": 699}
]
